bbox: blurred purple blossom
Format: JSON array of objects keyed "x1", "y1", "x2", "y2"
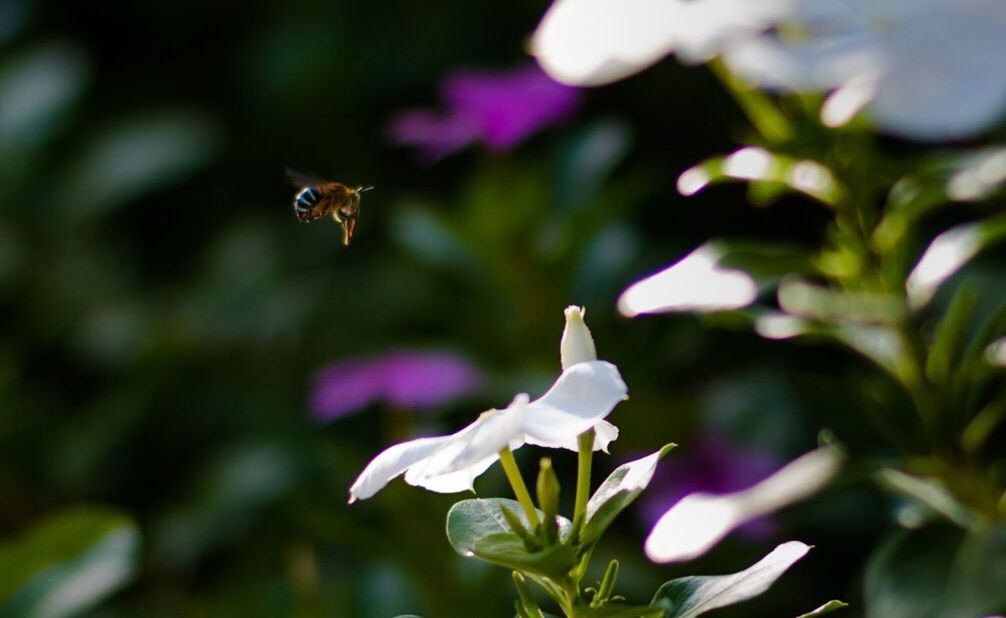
[
  {"x1": 311, "y1": 350, "x2": 483, "y2": 422},
  {"x1": 388, "y1": 64, "x2": 580, "y2": 162},
  {"x1": 638, "y1": 434, "x2": 782, "y2": 538}
]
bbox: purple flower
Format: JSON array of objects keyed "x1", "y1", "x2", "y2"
[
  {"x1": 311, "y1": 350, "x2": 483, "y2": 422},
  {"x1": 388, "y1": 64, "x2": 580, "y2": 162},
  {"x1": 638, "y1": 434, "x2": 781, "y2": 538}
]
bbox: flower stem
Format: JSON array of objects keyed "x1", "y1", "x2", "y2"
[
  {"x1": 571, "y1": 429, "x2": 594, "y2": 539},
  {"x1": 499, "y1": 447, "x2": 540, "y2": 528},
  {"x1": 710, "y1": 60, "x2": 793, "y2": 143}
]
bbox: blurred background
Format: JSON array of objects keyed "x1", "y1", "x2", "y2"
[{"x1": 0, "y1": 1, "x2": 925, "y2": 616}]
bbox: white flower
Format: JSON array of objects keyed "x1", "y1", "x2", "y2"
[
  {"x1": 530, "y1": 0, "x2": 793, "y2": 86},
  {"x1": 617, "y1": 242, "x2": 758, "y2": 316},
  {"x1": 645, "y1": 447, "x2": 840, "y2": 563},
  {"x1": 349, "y1": 360, "x2": 628, "y2": 502},
  {"x1": 724, "y1": 0, "x2": 1006, "y2": 140},
  {"x1": 561, "y1": 305, "x2": 597, "y2": 370}
]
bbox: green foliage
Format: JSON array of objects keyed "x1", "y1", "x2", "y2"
[
  {"x1": 649, "y1": 542, "x2": 811, "y2": 618},
  {"x1": 580, "y1": 445, "x2": 675, "y2": 549},
  {"x1": 0, "y1": 507, "x2": 139, "y2": 618},
  {"x1": 446, "y1": 498, "x2": 573, "y2": 557},
  {"x1": 795, "y1": 600, "x2": 848, "y2": 617}
]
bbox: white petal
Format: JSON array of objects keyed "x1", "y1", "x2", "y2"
[
  {"x1": 522, "y1": 361, "x2": 627, "y2": 446},
  {"x1": 592, "y1": 420, "x2": 620, "y2": 453},
  {"x1": 525, "y1": 418, "x2": 620, "y2": 452},
  {"x1": 645, "y1": 447, "x2": 840, "y2": 562},
  {"x1": 618, "y1": 243, "x2": 758, "y2": 316},
  {"x1": 723, "y1": 34, "x2": 879, "y2": 92},
  {"x1": 531, "y1": 0, "x2": 681, "y2": 86},
  {"x1": 411, "y1": 399, "x2": 527, "y2": 478},
  {"x1": 560, "y1": 305, "x2": 597, "y2": 370},
  {"x1": 405, "y1": 453, "x2": 499, "y2": 493},
  {"x1": 348, "y1": 436, "x2": 453, "y2": 502},
  {"x1": 866, "y1": 1, "x2": 1006, "y2": 140},
  {"x1": 675, "y1": 0, "x2": 796, "y2": 64}
]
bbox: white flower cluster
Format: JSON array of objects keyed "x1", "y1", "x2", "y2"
[{"x1": 532, "y1": 0, "x2": 1006, "y2": 140}]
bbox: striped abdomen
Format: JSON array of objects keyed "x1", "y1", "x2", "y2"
[{"x1": 293, "y1": 186, "x2": 324, "y2": 222}]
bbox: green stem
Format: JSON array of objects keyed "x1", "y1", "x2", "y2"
[
  {"x1": 572, "y1": 430, "x2": 595, "y2": 539},
  {"x1": 710, "y1": 60, "x2": 793, "y2": 143},
  {"x1": 499, "y1": 447, "x2": 540, "y2": 528}
]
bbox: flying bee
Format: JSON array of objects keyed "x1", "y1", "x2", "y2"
[{"x1": 287, "y1": 169, "x2": 374, "y2": 246}]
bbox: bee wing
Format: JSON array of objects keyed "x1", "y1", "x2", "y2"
[{"x1": 285, "y1": 168, "x2": 326, "y2": 188}]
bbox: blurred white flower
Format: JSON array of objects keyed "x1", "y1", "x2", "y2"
[
  {"x1": 645, "y1": 447, "x2": 840, "y2": 562},
  {"x1": 530, "y1": 0, "x2": 794, "y2": 85},
  {"x1": 618, "y1": 242, "x2": 758, "y2": 316},
  {"x1": 349, "y1": 361, "x2": 627, "y2": 502},
  {"x1": 724, "y1": 0, "x2": 1006, "y2": 140}
]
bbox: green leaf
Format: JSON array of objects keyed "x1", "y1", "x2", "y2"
[
  {"x1": 55, "y1": 111, "x2": 220, "y2": 222},
  {"x1": 446, "y1": 498, "x2": 572, "y2": 556},
  {"x1": 581, "y1": 444, "x2": 675, "y2": 548},
  {"x1": 875, "y1": 469, "x2": 978, "y2": 530},
  {"x1": 677, "y1": 147, "x2": 843, "y2": 206},
  {"x1": 906, "y1": 214, "x2": 1006, "y2": 308},
  {"x1": 650, "y1": 541, "x2": 810, "y2": 618},
  {"x1": 715, "y1": 243, "x2": 817, "y2": 282},
  {"x1": 778, "y1": 279, "x2": 905, "y2": 325},
  {"x1": 864, "y1": 524, "x2": 962, "y2": 618},
  {"x1": 471, "y1": 533, "x2": 577, "y2": 579},
  {"x1": 875, "y1": 147, "x2": 1006, "y2": 251},
  {"x1": 944, "y1": 524, "x2": 1006, "y2": 617},
  {"x1": 796, "y1": 600, "x2": 849, "y2": 617},
  {"x1": 0, "y1": 43, "x2": 88, "y2": 156},
  {"x1": 0, "y1": 507, "x2": 140, "y2": 618}
]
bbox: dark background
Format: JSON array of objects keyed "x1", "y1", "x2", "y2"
[{"x1": 0, "y1": 1, "x2": 900, "y2": 615}]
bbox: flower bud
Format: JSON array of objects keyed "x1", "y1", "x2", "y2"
[
  {"x1": 560, "y1": 305, "x2": 597, "y2": 370},
  {"x1": 536, "y1": 457, "x2": 561, "y2": 544}
]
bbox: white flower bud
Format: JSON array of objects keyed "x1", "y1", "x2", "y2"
[{"x1": 560, "y1": 305, "x2": 597, "y2": 370}]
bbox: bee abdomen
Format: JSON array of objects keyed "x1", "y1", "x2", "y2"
[{"x1": 293, "y1": 186, "x2": 323, "y2": 221}]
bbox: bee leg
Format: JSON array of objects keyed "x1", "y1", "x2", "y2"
[{"x1": 340, "y1": 215, "x2": 357, "y2": 246}]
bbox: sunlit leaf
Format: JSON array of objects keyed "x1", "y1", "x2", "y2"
[
  {"x1": 778, "y1": 279, "x2": 904, "y2": 325},
  {"x1": 0, "y1": 507, "x2": 140, "y2": 618},
  {"x1": 649, "y1": 541, "x2": 811, "y2": 617},
  {"x1": 618, "y1": 242, "x2": 758, "y2": 316},
  {"x1": 446, "y1": 498, "x2": 572, "y2": 557},
  {"x1": 580, "y1": 444, "x2": 675, "y2": 548},
  {"x1": 876, "y1": 148, "x2": 1006, "y2": 251},
  {"x1": 646, "y1": 448, "x2": 839, "y2": 563},
  {"x1": 906, "y1": 215, "x2": 1006, "y2": 308},
  {"x1": 677, "y1": 147, "x2": 843, "y2": 206},
  {"x1": 796, "y1": 600, "x2": 848, "y2": 617}
]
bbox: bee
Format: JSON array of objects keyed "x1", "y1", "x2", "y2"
[{"x1": 287, "y1": 170, "x2": 374, "y2": 246}]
